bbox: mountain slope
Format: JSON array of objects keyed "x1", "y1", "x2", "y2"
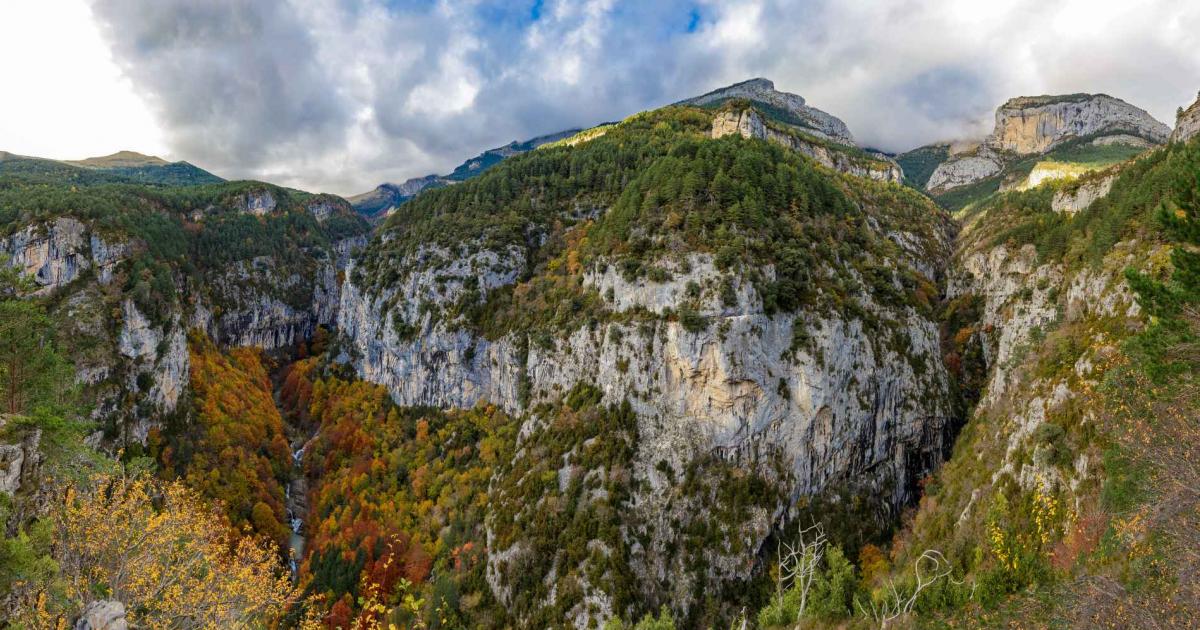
[
  {"x1": 348, "y1": 128, "x2": 583, "y2": 219},
  {"x1": 900, "y1": 93, "x2": 1170, "y2": 212},
  {"x1": 0, "y1": 149, "x2": 223, "y2": 186},
  {"x1": 337, "y1": 100, "x2": 952, "y2": 625},
  {"x1": 6, "y1": 82, "x2": 1200, "y2": 630}
]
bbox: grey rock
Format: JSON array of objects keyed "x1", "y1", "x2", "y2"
[
  {"x1": 74, "y1": 600, "x2": 127, "y2": 630},
  {"x1": 1052, "y1": 172, "x2": 1117, "y2": 214},
  {"x1": 1171, "y1": 91, "x2": 1200, "y2": 144},
  {"x1": 712, "y1": 109, "x2": 903, "y2": 183},
  {"x1": 682, "y1": 78, "x2": 856, "y2": 145},
  {"x1": 988, "y1": 94, "x2": 1170, "y2": 155}
]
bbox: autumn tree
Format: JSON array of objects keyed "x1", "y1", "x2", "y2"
[{"x1": 13, "y1": 472, "x2": 317, "y2": 629}]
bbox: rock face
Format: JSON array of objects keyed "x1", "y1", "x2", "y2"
[
  {"x1": 1052, "y1": 171, "x2": 1118, "y2": 214},
  {"x1": 988, "y1": 94, "x2": 1169, "y2": 155},
  {"x1": 1172, "y1": 92, "x2": 1200, "y2": 144},
  {"x1": 3, "y1": 210, "x2": 365, "y2": 448},
  {"x1": 681, "y1": 78, "x2": 856, "y2": 145},
  {"x1": 2, "y1": 217, "x2": 92, "y2": 294},
  {"x1": 0, "y1": 416, "x2": 42, "y2": 499},
  {"x1": 926, "y1": 93, "x2": 1169, "y2": 194},
  {"x1": 712, "y1": 109, "x2": 903, "y2": 183},
  {"x1": 926, "y1": 152, "x2": 1003, "y2": 193},
  {"x1": 73, "y1": 600, "x2": 128, "y2": 630},
  {"x1": 239, "y1": 189, "x2": 277, "y2": 216},
  {"x1": 338, "y1": 226, "x2": 954, "y2": 622}
]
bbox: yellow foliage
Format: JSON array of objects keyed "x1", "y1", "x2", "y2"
[{"x1": 14, "y1": 473, "x2": 313, "y2": 629}]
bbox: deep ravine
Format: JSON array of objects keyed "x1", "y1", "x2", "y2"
[{"x1": 275, "y1": 363, "x2": 315, "y2": 578}]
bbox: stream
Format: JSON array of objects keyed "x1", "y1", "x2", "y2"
[
  {"x1": 276, "y1": 366, "x2": 316, "y2": 579},
  {"x1": 284, "y1": 432, "x2": 318, "y2": 577}
]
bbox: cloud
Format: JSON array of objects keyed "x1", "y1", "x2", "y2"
[{"x1": 87, "y1": 0, "x2": 1200, "y2": 194}]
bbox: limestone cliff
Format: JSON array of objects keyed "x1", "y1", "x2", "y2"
[
  {"x1": 680, "y1": 78, "x2": 856, "y2": 145},
  {"x1": 988, "y1": 94, "x2": 1169, "y2": 155},
  {"x1": 711, "y1": 108, "x2": 903, "y2": 183},
  {"x1": 2, "y1": 204, "x2": 366, "y2": 449},
  {"x1": 926, "y1": 93, "x2": 1169, "y2": 195},
  {"x1": 1172, "y1": 91, "x2": 1200, "y2": 144}
]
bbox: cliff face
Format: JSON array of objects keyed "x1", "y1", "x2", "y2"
[
  {"x1": 1172, "y1": 92, "x2": 1200, "y2": 144},
  {"x1": 337, "y1": 169, "x2": 955, "y2": 624},
  {"x1": 988, "y1": 94, "x2": 1170, "y2": 155},
  {"x1": 711, "y1": 109, "x2": 903, "y2": 183},
  {"x1": 681, "y1": 78, "x2": 856, "y2": 145},
  {"x1": 925, "y1": 93, "x2": 1169, "y2": 195},
  {"x1": 2, "y1": 207, "x2": 366, "y2": 449}
]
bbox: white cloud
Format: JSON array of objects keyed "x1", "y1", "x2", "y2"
[
  {"x1": 5, "y1": 0, "x2": 1198, "y2": 194},
  {"x1": 0, "y1": 0, "x2": 167, "y2": 160}
]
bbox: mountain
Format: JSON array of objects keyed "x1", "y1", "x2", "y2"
[
  {"x1": 899, "y1": 93, "x2": 1170, "y2": 210},
  {"x1": 346, "y1": 175, "x2": 447, "y2": 218},
  {"x1": 66, "y1": 150, "x2": 169, "y2": 168},
  {"x1": 0, "y1": 149, "x2": 223, "y2": 186},
  {"x1": 679, "y1": 77, "x2": 856, "y2": 145},
  {"x1": 5, "y1": 81, "x2": 1200, "y2": 629},
  {"x1": 349, "y1": 128, "x2": 583, "y2": 219}
]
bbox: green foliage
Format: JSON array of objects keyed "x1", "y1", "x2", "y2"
[
  {"x1": 0, "y1": 296, "x2": 75, "y2": 417},
  {"x1": 1123, "y1": 147, "x2": 1200, "y2": 379},
  {"x1": 356, "y1": 105, "x2": 949, "y2": 342},
  {"x1": 807, "y1": 546, "x2": 858, "y2": 620},
  {"x1": 488, "y1": 385, "x2": 641, "y2": 626},
  {"x1": 897, "y1": 144, "x2": 951, "y2": 189},
  {"x1": 757, "y1": 545, "x2": 857, "y2": 627}
]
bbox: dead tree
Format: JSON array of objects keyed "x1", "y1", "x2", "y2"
[
  {"x1": 856, "y1": 549, "x2": 968, "y2": 628},
  {"x1": 773, "y1": 522, "x2": 827, "y2": 617}
]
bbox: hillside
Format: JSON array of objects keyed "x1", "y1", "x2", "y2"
[
  {"x1": 348, "y1": 128, "x2": 584, "y2": 219},
  {"x1": 0, "y1": 149, "x2": 223, "y2": 186},
  {"x1": 3, "y1": 80, "x2": 1200, "y2": 630}
]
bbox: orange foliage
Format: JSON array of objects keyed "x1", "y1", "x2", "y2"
[{"x1": 165, "y1": 332, "x2": 292, "y2": 550}]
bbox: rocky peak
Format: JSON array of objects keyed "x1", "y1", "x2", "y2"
[
  {"x1": 986, "y1": 93, "x2": 1170, "y2": 154},
  {"x1": 923, "y1": 92, "x2": 1169, "y2": 195},
  {"x1": 679, "y1": 77, "x2": 856, "y2": 146},
  {"x1": 1171, "y1": 90, "x2": 1200, "y2": 144}
]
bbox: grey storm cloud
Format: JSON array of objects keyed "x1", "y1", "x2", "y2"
[{"x1": 90, "y1": 0, "x2": 1200, "y2": 195}]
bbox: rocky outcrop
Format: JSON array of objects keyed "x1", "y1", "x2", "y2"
[
  {"x1": 1052, "y1": 171, "x2": 1117, "y2": 214},
  {"x1": 926, "y1": 93, "x2": 1169, "y2": 193},
  {"x1": 239, "y1": 189, "x2": 277, "y2": 216},
  {"x1": 926, "y1": 151, "x2": 1003, "y2": 193},
  {"x1": 2, "y1": 217, "x2": 91, "y2": 294},
  {"x1": 0, "y1": 418, "x2": 42, "y2": 498},
  {"x1": 1172, "y1": 92, "x2": 1200, "y2": 144},
  {"x1": 988, "y1": 94, "x2": 1169, "y2": 155},
  {"x1": 683, "y1": 78, "x2": 856, "y2": 145},
  {"x1": 712, "y1": 109, "x2": 903, "y2": 183},
  {"x1": 73, "y1": 600, "x2": 127, "y2": 630}
]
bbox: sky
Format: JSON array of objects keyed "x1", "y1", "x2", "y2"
[{"x1": 1, "y1": 0, "x2": 1198, "y2": 196}]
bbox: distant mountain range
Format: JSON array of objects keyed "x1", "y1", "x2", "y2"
[
  {"x1": 347, "y1": 128, "x2": 582, "y2": 219},
  {"x1": 0, "y1": 150, "x2": 222, "y2": 186}
]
